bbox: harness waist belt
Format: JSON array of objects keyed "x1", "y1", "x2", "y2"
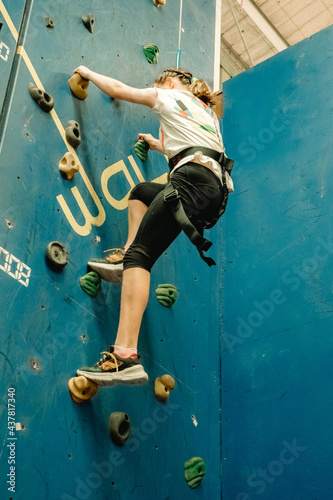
[{"x1": 169, "y1": 147, "x2": 234, "y2": 174}]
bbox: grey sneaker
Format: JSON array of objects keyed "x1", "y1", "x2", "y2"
[
  {"x1": 88, "y1": 248, "x2": 125, "y2": 283},
  {"x1": 77, "y1": 348, "x2": 148, "y2": 387}
]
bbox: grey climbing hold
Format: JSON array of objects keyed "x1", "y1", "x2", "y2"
[
  {"x1": 45, "y1": 17, "x2": 55, "y2": 28},
  {"x1": 28, "y1": 83, "x2": 54, "y2": 113},
  {"x1": 108, "y1": 412, "x2": 131, "y2": 446},
  {"x1": 46, "y1": 241, "x2": 68, "y2": 271},
  {"x1": 82, "y1": 14, "x2": 95, "y2": 33},
  {"x1": 65, "y1": 120, "x2": 81, "y2": 148},
  {"x1": 143, "y1": 43, "x2": 159, "y2": 64}
]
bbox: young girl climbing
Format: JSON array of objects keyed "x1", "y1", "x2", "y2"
[{"x1": 74, "y1": 66, "x2": 234, "y2": 386}]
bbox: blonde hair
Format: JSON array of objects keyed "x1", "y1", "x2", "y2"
[{"x1": 154, "y1": 68, "x2": 217, "y2": 107}]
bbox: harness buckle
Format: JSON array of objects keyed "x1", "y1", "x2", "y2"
[
  {"x1": 199, "y1": 240, "x2": 213, "y2": 252},
  {"x1": 163, "y1": 185, "x2": 180, "y2": 204}
]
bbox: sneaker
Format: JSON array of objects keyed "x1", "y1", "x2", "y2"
[
  {"x1": 88, "y1": 248, "x2": 125, "y2": 283},
  {"x1": 77, "y1": 348, "x2": 148, "y2": 387}
]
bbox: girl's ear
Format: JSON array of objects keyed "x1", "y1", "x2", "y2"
[{"x1": 166, "y1": 77, "x2": 174, "y2": 88}]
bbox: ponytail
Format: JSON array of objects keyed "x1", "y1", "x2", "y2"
[{"x1": 189, "y1": 79, "x2": 217, "y2": 107}]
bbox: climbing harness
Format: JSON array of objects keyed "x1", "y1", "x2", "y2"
[{"x1": 164, "y1": 148, "x2": 234, "y2": 266}]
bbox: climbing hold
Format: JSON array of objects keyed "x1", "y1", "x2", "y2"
[
  {"x1": 65, "y1": 120, "x2": 81, "y2": 148},
  {"x1": 184, "y1": 457, "x2": 206, "y2": 489},
  {"x1": 59, "y1": 152, "x2": 80, "y2": 180},
  {"x1": 134, "y1": 139, "x2": 149, "y2": 162},
  {"x1": 154, "y1": 374, "x2": 175, "y2": 402},
  {"x1": 46, "y1": 241, "x2": 68, "y2": 271},
  {"x1": 68, "y1": 73, "x2": 89, "y2": 100},
  {"x1": 80, "y1": 272, "x2": 101, "y2": 297},
  {"x1": 82, "y1": 14, "x2": 95, "y2": 33},
  {"x1": 28, "y1": 82, "x2": 54, "y2": 112},
  {"x1": 68, "y1": 376, "x2": 98, "y2": 404},
  {"x1": 153, "y1": 0, "x2": 166, "y2": 6},
  {"x1": 143, "y1": 43, "x2": 159, "y2": 64},
  {"x1": 108, "y1": 412, "x2": 131, "y2": 446},
  {"x1": 45, "y1": 16, "x2": 55, "y2": 28},
  {"x1": 155, "y1": 283, "x2": 178, "y2": 307}
]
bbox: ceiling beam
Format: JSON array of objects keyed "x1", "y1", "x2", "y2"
[
  {"x1": 235, "y1": 0, "x2": 289, "y2": 51},
  {"x1": 220, "y1": 36, "x2": 249, "y2": 77}
]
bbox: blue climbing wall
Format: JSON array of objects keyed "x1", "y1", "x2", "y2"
[
  {"x1": 0, "y1": 1, "x2": 223, "y2": 499},
  {"x1": 222, "y1": 25, "x2": 333, "y2": 500}
]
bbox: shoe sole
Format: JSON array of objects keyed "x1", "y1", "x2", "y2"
[
  {"x1": 88, "y1": 261, "x2": 123, "y2": 283},
  {"x1": 76, "y1": 365, "x2": 149, "y2": 387}
]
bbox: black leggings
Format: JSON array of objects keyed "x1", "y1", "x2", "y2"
[{"x1": 123, "y1": 162, "x2": 228, "y2": 272}]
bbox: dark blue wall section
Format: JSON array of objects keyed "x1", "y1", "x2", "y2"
[
  {"x1": 222, "y1": 24, "x2": 333, "y2": 500},
  {"x1": 0, "y1": 1, "x2": 222, "y2": 499},
  {"x1": 0, "y1": 1, "x2": 26, "y2": 111}
]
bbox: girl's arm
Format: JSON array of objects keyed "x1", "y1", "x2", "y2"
[{"x1": 73, "y1": 66, "x2": 157, "y2": 108}]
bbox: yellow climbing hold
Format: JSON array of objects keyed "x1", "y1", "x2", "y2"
[
  {"x1": 153, "y1": 0, "x2": 166, "y2": 6},
  {"x1": 68, "y1": 73, "x2": 89, "y2": 100},
  {"x1": 68, "y1": 376, "x2": 98, "y2": 404},
  {"x1": 58, "y1": 152, "x2": 80, "y2": 180},
  {"x1": 155, "y1": 374, "x2": 176, "y2": 402}
]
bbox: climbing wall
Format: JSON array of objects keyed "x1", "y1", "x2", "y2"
[
  {"x1": 0, "y1": 1, "x2": 223, "y2": 499},
  {"x1": 221, "y1": 25, "x2": 333, "y2": 500}
]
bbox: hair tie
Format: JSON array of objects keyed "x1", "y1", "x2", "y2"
[{"x1": 191, "y1": 77, "x2": 198, "y2": 84}]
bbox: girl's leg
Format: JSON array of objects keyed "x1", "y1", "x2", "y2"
[
  {"x1": 112, "y1": 190, "x2": 183, "y2": 358},
  {"x1": 124, "y1": 200, "x2": 148, "y2": 251},
  {"x1": 114, "y1": 267, "x2": 150, "y2": 350},
  {"x1": 124, "y1": 182, "x2": 167, "y2": 250}
]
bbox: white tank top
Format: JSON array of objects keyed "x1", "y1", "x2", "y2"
[{"x1": 152, "y1": 88, "x2": 234, "y2": 192}]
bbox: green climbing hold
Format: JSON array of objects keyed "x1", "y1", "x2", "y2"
[
  {"x1": 155, "y1": 283, "x2": 178, "y2": 307},
  {"x1": 80, "y1": 271, "x2": 101, "y2": 296},
  {"x1": 184, "y1": 457, "x2": 206, "y2": 489},
  {"x1": 143, "y1": 43, "x2": 159, "y2": 64},
  {"x1": 134, "y1": 139, "x2": 149, "y2": 162}
]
